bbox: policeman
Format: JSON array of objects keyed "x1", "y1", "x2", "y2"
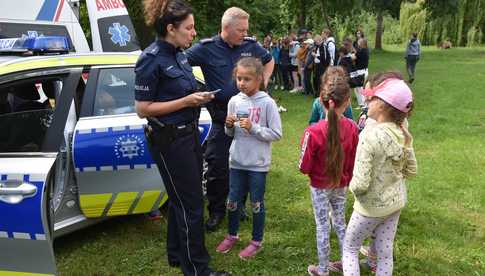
[
  {"x1": 185, "y1": 7, "x2": 274, "y2": 232},
  {"x1": 134, "y1": 1, "x2": 228, "y2": 275}
]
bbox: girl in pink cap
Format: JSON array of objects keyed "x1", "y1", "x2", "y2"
[{"x1": 342, "y1": 75, "x2": 418, "y2": 275}]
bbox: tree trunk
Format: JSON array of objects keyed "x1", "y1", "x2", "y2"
[
  {"x1": 320, "y1": 0, "x2": 333, "y2": 32},
  {"x1": 298, "y1": 0, "x2": 307, "y2": 29},
  {"x1": 375, "y1": 12, "x2": 384, "y2": 49}
]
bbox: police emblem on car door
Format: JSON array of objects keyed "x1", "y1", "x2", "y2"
[{"x1": 73, "y1": 67, "x2": 166, "y2": 218}]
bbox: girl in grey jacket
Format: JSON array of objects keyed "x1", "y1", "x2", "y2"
[
  {"x1": 405, "y1": 32, "x2": 421, "y2": 83},
  {"x1": 215, "y1": 57, "x2": 282, "y2": 259}
]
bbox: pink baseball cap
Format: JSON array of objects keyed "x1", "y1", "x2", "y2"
[{"x1": 362, "y1": 78, "x2": 413, "y2": 113}]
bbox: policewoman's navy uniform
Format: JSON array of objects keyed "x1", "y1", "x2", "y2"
[
  {"x1": 135, "y1": 40, "x2": 211, "y2": 276},
  {"x1": 185, "y1": 36, "x2": 272, "y2": 222}
]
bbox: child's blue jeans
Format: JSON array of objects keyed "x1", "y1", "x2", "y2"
[{"x1": 227, "y1": 168, "x2": 267, "y2": 242}]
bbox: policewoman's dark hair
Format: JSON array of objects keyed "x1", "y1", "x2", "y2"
[
  {"x1": 143, "y1": 0, "x2": 193, "y2": 37},
  {"x1": 320, "y1": 66, "x2": 350, "y2": 187}
]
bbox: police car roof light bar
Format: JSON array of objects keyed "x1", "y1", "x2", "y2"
[{"x1": 0, "y1": 36, "x2": 70, "y2": 55}]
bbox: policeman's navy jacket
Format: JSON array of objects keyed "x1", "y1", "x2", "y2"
[
  {"x1": 134, "y1": 40, "x2": 199, "y2": 125},
  {"x1": 185, "y1": 35, "x2": 272, "y2": 109}
]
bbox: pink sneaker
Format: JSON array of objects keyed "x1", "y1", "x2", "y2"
[
  {"x1": 238, "y1": 240, "x2": 262, "y2": 259},
  {"x1": 307, "y1": 265, "x2": 328, "y2": 276},
  {"x1": 215, "y1": 235, "x2": 239, "y2": 253}
]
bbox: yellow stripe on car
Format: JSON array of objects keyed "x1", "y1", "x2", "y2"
[
  {"x1": 0, "y1": 54, "x2": 139, "y2": 76},
  {"x1": 0, "y1": 271, "x2": 53, "y2": 276},
  {"x1": 79, "y1": 193, "x2": 112, "y2": 218},
  {"x1": 132, "y1": 190, "x2": 161, "y2": 214},
  {"x1": 0, "y1": 53, "x2": 206, "y2": 84},
  {"x1": 192, "y1": 66, "x2": 204, "y2": 82},
  {"x1": 107, "y1": 192, "x2": 138, "y2": 216},
  {"x1": 159, "y1": 192, "x2": 168, "y2": 208}
]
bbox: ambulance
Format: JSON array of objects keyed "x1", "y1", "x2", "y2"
[
  {"x1": 0, "y1": 0, "x2": 140, "y2": 53},
  {"x1": 0, "y1": 1, "x2": 211, "y2": 275}
]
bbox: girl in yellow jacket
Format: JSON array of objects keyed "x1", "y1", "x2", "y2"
[{"x1": 342, "y1": 76, "x2": 417, "y2": 276}]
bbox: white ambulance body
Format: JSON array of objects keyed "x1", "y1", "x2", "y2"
[{"x1": 0, "y1": 0, "x2": 140, "y2": 53}]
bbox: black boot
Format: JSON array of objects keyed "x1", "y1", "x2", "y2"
[{"x1": 205, "y1": 213, "x2": 224, "y2": 232}]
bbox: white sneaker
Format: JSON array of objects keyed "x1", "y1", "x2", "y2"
[
  {"x1": 289, "y1": 88, "x2": 299, "y2": 94},
  {"x1": 278, "y1": 105, "x2": 287, "y2": 112}
]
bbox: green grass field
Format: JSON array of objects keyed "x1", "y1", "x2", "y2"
[{"x1": 55, "y1": 46, "x2": 485, "y2": 275}]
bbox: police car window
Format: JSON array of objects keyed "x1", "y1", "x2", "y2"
[
  {"x1": 93, "y1": 68, "x2": 135, "y2": 116},
  {"x1": 0, "y1": 79, "x2": 61, "y2": 152}
]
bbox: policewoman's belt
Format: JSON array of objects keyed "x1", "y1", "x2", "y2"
[{"x1": 144, "y1": 117, "x2": 196, "y2": 150}]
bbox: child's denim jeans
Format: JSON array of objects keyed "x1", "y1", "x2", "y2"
[{"x1": 227, "y1": 168, "x2": 267, "y2": 242}]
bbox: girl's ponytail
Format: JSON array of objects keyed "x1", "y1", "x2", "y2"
[
  {"x1": 320, "y1": 67, "x2": 351, "y2": 187},
  {"x1": 143, "y1": 0, "x2": 193, "y2": 37},
  {"x1": 143, "y1": 0, "x2": 167, "y2": 27}
]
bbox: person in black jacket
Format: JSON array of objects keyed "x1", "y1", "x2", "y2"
[
  {"x1": 303, "y1": 38, "x2": 315, "y2": 96},
  {"x1": 337, "y1": 46, "x2": 354, "y2": 78},
  {"x1": 312, "y1": 35, "x2": 325, "y2": 97},
  {"x1": 352, "y1": 38, "x2": 369, "y2": 108},
  {"x1": 279, "y1": 37, "x2": 292, "y2": 91},
  {"x1": 135, "y1": 1, "x2": 229, "y2": 275},
  {"x1": 353, "y1": 29, "x2": 364, "y2": 50}
]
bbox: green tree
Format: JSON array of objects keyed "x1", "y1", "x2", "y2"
[
  {"x1": 363, "y1": 0, "x2": 401, "y2": 49},
  {"x1": 401, "y1": 0, "x2": 485, "y2": 47}
]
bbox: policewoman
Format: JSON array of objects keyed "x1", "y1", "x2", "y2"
[
  {"x1": 185, "y1": 7, "x2": 274, "y2": 232},
  {"x1": 134, "y1": 1, "x2": 228, "y2": 275}
]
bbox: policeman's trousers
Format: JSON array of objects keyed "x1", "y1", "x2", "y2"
[
  {"x1": 150, "y1": 131, "x2": 211, "y2": 276},
  {"x1": 204, "y1": 122, "x2": 233, "y2": 216}
]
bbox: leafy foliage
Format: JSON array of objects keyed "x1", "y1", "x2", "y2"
[
  {"x1": 76, "y1": 0, "x2": 485, "y2": 49},
  {"x1": 422, "y1": 0, "x2": 459, "y2": 18},
  {"x1": 401, "y1": 0, "x2": 485, "y2": 46},
  {"x1": 363, "y1": 0, "x2": 402, "y2": 18}
]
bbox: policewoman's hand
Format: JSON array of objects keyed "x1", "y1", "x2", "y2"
[
  {"x1": 239, "y1": 117, "x2": 252, "y2": 131},
  {"x1": 225, "y1": 114, "x2": 237, "y2": 128},
  {"x1": 184, "y1": 92, "x2": 214, "y2": 107}
]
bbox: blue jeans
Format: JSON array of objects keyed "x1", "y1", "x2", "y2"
[
  {"x1": 227, "y1": 168, "x2": 267, "y2": 242},
  {"x1": 406, "y1": 55, "x2": 419, "y2": 80}
]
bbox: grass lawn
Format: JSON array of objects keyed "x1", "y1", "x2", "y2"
[{"x1": 55, "y1": 46, "x2": 485, "y2": 275}]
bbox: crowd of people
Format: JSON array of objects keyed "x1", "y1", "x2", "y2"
[
  {"x1": 135, "y1": 0, "x2": 418, "y2": 275},
  {"x1": 263, "y1": 28, "x2": 370, "y2": 108}
]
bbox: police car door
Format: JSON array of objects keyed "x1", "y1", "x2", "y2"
[
  {"x1": 0, "y1": 68, "x2": 82, "y2": 275},
  {"x1": 72, "y1": 66, "x2": 165, "y2": 219}
]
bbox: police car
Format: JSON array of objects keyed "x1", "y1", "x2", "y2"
[{"x1": 0, "y1": 36, "x2": 211, "y2": 275}]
